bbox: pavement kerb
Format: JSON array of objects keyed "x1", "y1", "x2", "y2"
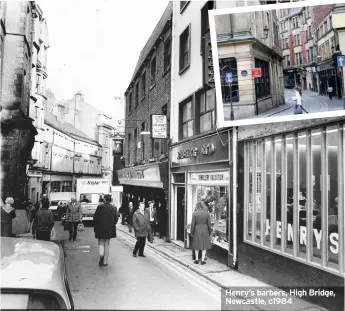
[
  {"x1": 117, "y1": 227, "x2": 329, "y2": 311},
  {"x1": 265, "y1": 104, "x2": 294, "y2": 117}
]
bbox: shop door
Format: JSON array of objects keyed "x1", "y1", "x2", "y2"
[{"x1": 176, "y1": 187, "x2": 185, "y2": 242}]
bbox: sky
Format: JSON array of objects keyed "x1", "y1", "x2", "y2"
[{"x1": 36, "y1": 0, "x2": 170, "y2": 118}]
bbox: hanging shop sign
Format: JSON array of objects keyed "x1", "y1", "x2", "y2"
[
  {"x1": 189, "y1": 171, "x2": 230, "y2": 184},
  {"x1": 151, "y1": 114, "x2": 167, "y2": 139},
  {"x1": 113, "y1": 139, "x2": 124, "y2": 156},
  {"x1": 27, "y1": 170, "x2": 43, "y2": 178},
  {"x1": 171, "y1": 132, "x2": 229, "y2": 167},
  {"x1": 42, "y1": 175, "x2": 51, "y2": 182}
]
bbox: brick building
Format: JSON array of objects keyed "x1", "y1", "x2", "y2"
[
  {"x1": 118, "y1": 2, "x2": 172, "y2": 236},
  {"x1": 1, "y1": 1, "x2": 38, "y2": 206}
]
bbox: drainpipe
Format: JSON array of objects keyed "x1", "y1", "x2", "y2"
[
  {"x1": 231, "y1": 128, "x2": 238, "y2": 269},
  {"x1": 229, "y1": 13, "x2": 234, "y2": 38}
]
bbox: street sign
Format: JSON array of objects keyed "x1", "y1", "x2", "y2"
[
  {"x1": 252, "y1": 68, "x2": 262, "y2": 78},
  {"x1": 337, "y1": 55, "x2": 345, "y2": 67},
  {"x1": 225, "y1": 72, "x2": 232, "y2": 83},
  {"x1": 241, "y1": 70, "x2": 248, "y2": 77}
]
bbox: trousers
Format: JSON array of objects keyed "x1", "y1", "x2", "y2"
[
  {"x1": 133, "y1": 237, "x2": 146, "y2": 255},
  {"x1": 69, "y1": 222, "x2": 79, "y2": 240},
  {"x1": 98, "y1": 239, "x2": 110, "y2": 264},
  {"x1": 36, "y1": 230, "x2": 51, "y2": 241}
]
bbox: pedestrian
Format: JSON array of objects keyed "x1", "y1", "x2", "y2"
[
  {"x1": 25, "y1": 199, "x2": 33, "y2": 218},
  {"x1": 327, "y1": 85, "x2": 333, "y2": 100},
  {"x1": 29, "y1": 202, "x2": 40, "y2": 238},
  {"x1": 132, "y1": 201, "x2": 151, "y2": 257},
  {"x1": 32, "y1": 200, "x2": 55, "y2": 241},
  {"x1": 93, "y1": 194, "x2": 118, "y2": 267},
  {"x1": 190, "y1": 200, "x2": 212, "y2": 265},
  {"x1": 293, "y1": 87, "x2": 308, "y2": 114},
  {"x1": 41, "y1": 194, "x2": 50, "y2": 209},
  {"x1": 66, "y1": 197, "x2": 82, "y2": 241},
  {"x1": 119, "y1": 204, "x2": 126, "y2": 225},
  {"x1": 127, "y1": 201, "x2": 134, "y2": 233},
  {"x1": 1, "y1": 197, "x2": 16, "y2": 237},
  {"x1": 145, "y1": 200, "x2": 157, "y2": 243}
]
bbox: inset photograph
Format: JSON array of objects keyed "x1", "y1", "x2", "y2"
[{"x1": 209, "y1": 0, "x2": 345, "y2": 127}]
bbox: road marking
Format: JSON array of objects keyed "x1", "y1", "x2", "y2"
[{"x1": 118, "y1": 232, "x2": 221, "y2": 306}]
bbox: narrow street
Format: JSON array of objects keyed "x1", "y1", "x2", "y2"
[{"x1": 56, "y1": 223, "x2": 221, "y2": 310}]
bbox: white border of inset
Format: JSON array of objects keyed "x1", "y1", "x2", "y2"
[{"x1": 209, "y1": 0, "x2": 345, "y2": 129}]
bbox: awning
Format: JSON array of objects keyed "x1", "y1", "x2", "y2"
[{"x1": 117, "y1": 160, "x2": 168, "y2": 190}]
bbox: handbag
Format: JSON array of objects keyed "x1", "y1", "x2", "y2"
[{"x1": 77, "y1": 221, "x2": 84, "y2": 232}]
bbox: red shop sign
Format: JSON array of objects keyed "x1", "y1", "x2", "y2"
[{"x1": 252, "y1": 68, "x2": 262, "y2": 78}]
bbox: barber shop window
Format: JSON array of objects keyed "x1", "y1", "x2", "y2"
[
  {"x1": 254, "y1": 58, "x2": 271, "y2": 99},
  {"x1": 243, "y1": 123, "x2": 345, "y2": 276}
]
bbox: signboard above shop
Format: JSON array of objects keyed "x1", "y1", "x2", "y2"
[
  {"x1": 189, "y1": 171, "x2": 230, "y2": 184},
  {"x1": 151, "y1": 114, "x2": 167, "y2": 139}
]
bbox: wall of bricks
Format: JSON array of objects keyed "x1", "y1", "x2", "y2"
[
  {"x1": 312, "y1": 4, "x2": 333, "y2": 29},
  {"x1": 124, "y1": 26, "x2": 171, "y2": 166}
]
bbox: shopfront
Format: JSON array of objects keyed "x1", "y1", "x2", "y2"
[
  {"x1": 117, "y1": 161, "x2": 169, "y2": 236},
  {"x1": 170, "y1": 130, "x2": 233, "y2": 265},
  {"x1": 236, "y1": 118, "x2": 344, "y2": 309}
]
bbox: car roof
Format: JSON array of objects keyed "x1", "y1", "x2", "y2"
[{"x1": 1, "y1": 237, "x2": 71, "y2": 308}]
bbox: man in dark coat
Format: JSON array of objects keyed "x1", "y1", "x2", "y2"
[
  {"x1": 33, "y1": 201, "x2": 55, "y2": 241},
  {"x1": 93, "y1": 194, "x2": 118, "y2": 267},
  {"x1": 145, "y1": 200, "x2": 157, "y2": 243},
  {"x1": 132, "y1": 202, "x2": 151, "y2": 257},
  {"x1": 127, "y1": 201, "x2": 134, "y2": 233},
  {"x1": 41, "y1": 194, "x2": 50, "y2": 209}
]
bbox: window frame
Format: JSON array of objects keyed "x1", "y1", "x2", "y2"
[
  {"x1": 254, "y1": 58, "x2": 271, "y2": 100},
  {"x1": 135, "y1": 82, "x2": 139, "y2": 107},
  {"x1": 150, "y1": 56, "x2": 157, "y2": 87},
  {"x1": 180, "y1": 1, "x2": 190, "y2": 14},
  {"x1": 141, "y1": 71, "x2": 146, "y2": 100},
  {"x1": 198, "y1": 88, "x2": 216, "y2": 134},
  {"x1": 179, "y1": 24, "x2": 191, "y2": 74},
  {"x1": 179, "y1": 97, "x2": 194, "y2": 140},
  {"x1": 163, "y1": 37, "x2": 172, "y2": 73}
]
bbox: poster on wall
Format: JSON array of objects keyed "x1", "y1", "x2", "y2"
[{"x1": 151, "y1": 114, "x2": 167, "y2": 139}]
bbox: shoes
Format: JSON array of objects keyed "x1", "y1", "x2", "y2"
[
  {"x1": 194, "y1": 260, "x2": 199, "y2": 264},
  {"x1": 103, "y1": 263, "x2": 108, "y2": 266},
  {"x1": 201, "y1": 261, "x2": 206, "y2": 265},
  {"x1": 129, "y1": 229, "x2": 132, "y2": 233},
  {"x1": 133, "y1": 253, "x2": 137, "y2": 257},
  {"x1": 99, "y1": 256, "x2": 104, "y2": 266},
  {"x1": 138, "y1": 254, "x2": 146, "y2": 257},
  {"x1": 69, "y1": 237, "x2": 72, "y2": 241}
]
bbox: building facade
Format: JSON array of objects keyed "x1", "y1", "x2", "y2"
[
  {"x1": 34, "y1": 112, "x2": 102, "y2": 204},
  {"x1": 27, "y1": 4, "x2": 50, "y2": 202},
  {"x1": 215, "y1": 4, "x2": 285, "y2": 120},
  {"x1": 118, "y1": 2, "x2": 172, "y2": 236},
  {"x1": 1, "y1": 1, "x2": 38, "y2": 205}
]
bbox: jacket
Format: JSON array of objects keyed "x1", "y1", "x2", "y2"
[
  {"x1": 66, "y1": 202, "x2": 82, "y2": 223},
  {"x1": 132, "y1": 210, "x2": 151, "y2": 237},
  {"x1": 33, "y1": 209, "x2": 55, "y2": 232},
  {"x1": 145, "y1": 206, "x2": 157, "y2": 223},
  {"x1": 93, "y1": 203, "x2": 118, "y2": 239}
]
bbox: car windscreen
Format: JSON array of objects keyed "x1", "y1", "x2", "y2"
[
  {"x1": 50, "y1": 201, "x2": 59, "y2": 206},
  {"x1": 80, "y1": 193, "x2": 103, "y2": 204}
]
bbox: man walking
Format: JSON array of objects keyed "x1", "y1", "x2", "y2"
[
  {"x1": 66, "y1": 197, "x2": 82, "y2": 241},
  {"x1": 32, "y1": 201, "x2": 55, "y2": 241},
  {"x1": 132, "y1": 202, "x2": 151, "y2": 257},
  {"x1": 93, "y1": 194, "x2": 118, "y2": 267},
  {"x1": 127, "y1": 201, "x2": 134, "y2": 233},
  {"x1": 145, "y1": 200, "x2": 156, "y2": 243}
]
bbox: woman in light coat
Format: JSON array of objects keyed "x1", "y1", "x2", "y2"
[
  {"x1": 190, "y1": 201, "x2": 212, "y2": 265},
  {"x1": 1, "y1": 197, "x2": 16, "y2": 237}
]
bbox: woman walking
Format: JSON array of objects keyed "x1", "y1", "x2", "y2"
[
  {"x1": 1, "y1": 197, "x2": 16, "y2": 237},
  {"x1": 293, "y1": 86, "x2": 308, "y2": 114},
  {"x1": 191, "y1": 200, "x2": 212, "y2": 265},
  {"x1": 93, "y1": 194, "x2": 118, "y2": 267}
]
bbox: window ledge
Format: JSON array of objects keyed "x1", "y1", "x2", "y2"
[
  {"x1": 140, "y1": 96, "x2": 145, "y2": 102},
  {"x1": 163, "y1": 66, "x2": 171, "y2": 77},
  {"x1": 179, "y1": 64, "x2": 190, "y2": 76},
  {"x1": 180, "y1": 2, "x2": 189, "y2": 14},
  {"x1": 149, "y1": 83, "x2": 156, "y2": 91}
]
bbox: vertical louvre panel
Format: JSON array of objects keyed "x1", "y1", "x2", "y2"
[
  {"x1": 270, "y1": 138, "x2": 276, "y2": 250},
  {"x1": 338, "y1": 124, "x2": 344, "y2": 274},
  {"x1": 321, "y1": 127, "x2": 328, "y2": 268},
  {"x1": 252, "y1": 142, "x2": 257, "y2": 243},
  {"x1": 244, "y1": 142, "x2": 248, "y2": 241},
  {"x1": 293, "y1": 133, "x2": 298, "y2": 258},
  {"x1": 306, "y1": 130, "x2": 313, "y2": 263},
  {"x1": 261, "y1": 141, "x2": 266, "y2": 246}
]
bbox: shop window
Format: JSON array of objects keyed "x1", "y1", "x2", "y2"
[
  {"x1": 51, "y1": 181, "x2": 61, "y2": 193},
  {"x1": 199, "y1": 89, "x2": 215, "y2": 133},
  {"x1": 180, "y1": 100, "x2": 193, "y2": 139},
  {"x1": 62, "y1": 181, "x2": 72, "y2": 192},
  {"x1": 189, "y1": 179, "x2": 230, "y2": 250},
  {"x1": 243, "y1": 124, "x2": 344, "y2": 276},
  {"x1": 219, "y1": 58, "x2": 239, "y2": 104},
  {"x1": 179, "y1": 25, "x2": 191, "y2": 73},
  {"x1": 254, "y1": 58, "x2": 270, "y2": 99}
]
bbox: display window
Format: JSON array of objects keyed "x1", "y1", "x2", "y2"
[
  {"x1": 243, "y1": 124, "x2": 344, "y2": 276},
  {"x1": 187, "y1": 171, "x2": 230, "y2": 250}
]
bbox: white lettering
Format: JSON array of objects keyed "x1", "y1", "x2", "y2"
[
  {"x1": 287, "y1": 223, "x2": 294, "y2": 242},
  {"x1": 313, "y1": 228, "x2": 322, "y2": 250},
  {"x1": 300, "y1": 226, "x2": 307, "y2": 245},
  {"x1": 329, "y1": 233, "x2": 338, "y2": 254},
  {"x1": 276, "y1": 221, "x2": 282, "y2": 239},
  {"x1": 265, "y1": 219, "x2": 270, "y2": 236}
]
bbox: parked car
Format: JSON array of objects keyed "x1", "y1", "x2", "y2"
[{"x1": 1, "y1": 237, "x2": 74, "y2": 310}]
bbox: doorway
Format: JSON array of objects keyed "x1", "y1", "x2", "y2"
[{"x1": 176, "y1": 187, "x2": 185, "y2": 242}]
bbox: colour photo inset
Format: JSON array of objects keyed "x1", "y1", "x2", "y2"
[{"x1": 209, "y1": 0, "x2": 345, "y2": 127}]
